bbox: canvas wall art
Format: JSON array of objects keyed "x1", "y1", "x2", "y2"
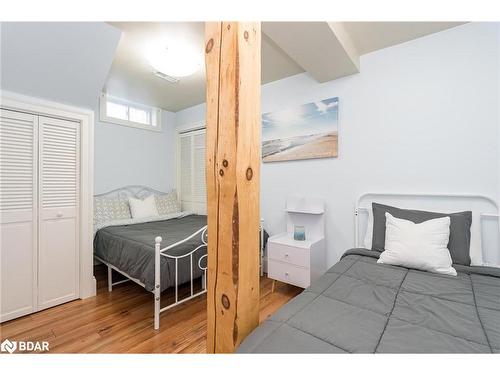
[{"x1": 261, "y1": 97, "x2": 338, "y2": 162}]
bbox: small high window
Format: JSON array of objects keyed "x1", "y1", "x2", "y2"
[{"x1": 99, "y1": 93, "x2": 161, "y2": 131}]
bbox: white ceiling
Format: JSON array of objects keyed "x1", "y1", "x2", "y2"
[
  {"x1": 105, "y1": 22, "x2": 465, "y2": 112},
  {"x1": 342, "y1": 22, "x2": 466, "y2": 54},
  {"x1": 105, "y1": 22, "x2": 303, "y2": 112}
]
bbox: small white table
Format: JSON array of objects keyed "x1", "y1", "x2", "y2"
[
  {"x1": 267, "y1": 196, "x2": 326, "y2": 290},
  {"x1": 268, "y1": 233, "x2": 326, "y2": 290}
]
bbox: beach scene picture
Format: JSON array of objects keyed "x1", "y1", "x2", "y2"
[{"x1": 262, "y1": 97, "x2": 338, "y2": 162}]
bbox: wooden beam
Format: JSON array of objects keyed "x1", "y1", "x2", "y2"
[{"x1": 205, "y1": 22, "x2": 261, "y2": 353}]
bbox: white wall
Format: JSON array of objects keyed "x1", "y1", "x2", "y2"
[
  {"x1": 0, "y1": 22, "x2": 178, "y2": 194},
  {"x1": 497, "y1": 21, "x2": 500, "y2": 266},
  {"x1": 176, "y1": 22, "x2": 500, "y2": 267},
  {"x1": 94, "y1": 109, "x2": 177, "y2": 193},
  {"x1": 0, "y1": 22, "x2": 120, "y2": 109}
]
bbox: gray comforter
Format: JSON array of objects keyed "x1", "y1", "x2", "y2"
[
  {"x1": 94, "y1": 215, "x2": 207, "y2": 292},
  {"x1": 238, "y1": 249, "x2": 500, "y2": 353}
]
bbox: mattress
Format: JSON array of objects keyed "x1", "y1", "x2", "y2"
[
  {"x1": 238, "y1": 248, "x2": 500, "y2": 353},
  {"x1": 94, "y1": 214, "x2": 207, "y2": 292}
]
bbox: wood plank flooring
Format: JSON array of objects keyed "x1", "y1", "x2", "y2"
[{"x1": 0, "y1": 265, "x2": 301, "y2": 353}]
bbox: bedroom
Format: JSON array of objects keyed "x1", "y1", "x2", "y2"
[{"x1": 1, "y1": 0, "x2": 500, "y2": 372}]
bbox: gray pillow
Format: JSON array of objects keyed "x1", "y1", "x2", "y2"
[{"x1": 371, "y1": 202, "x2": 472, "y2": 266}]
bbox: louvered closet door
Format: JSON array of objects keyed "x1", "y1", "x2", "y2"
[
  {"x1": 38, "y1": 116, "x2": 80, "y2": 310},
  {"x1": 179, "y1": 130, "x2": 206, "y2": 214},
  {"x1": 192, "y1": 131, "x2": 206, "y2": 214},
  {"x1": 180, "y1": 134, "x2": 192, "y2": 210},
  {"x1": 0, "y1": 109, "x2": 38, "y2": 322}
]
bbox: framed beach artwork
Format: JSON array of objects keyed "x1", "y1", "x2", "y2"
[{"x1": 261, "y1": 97, "x2": 339, "y2": 162}]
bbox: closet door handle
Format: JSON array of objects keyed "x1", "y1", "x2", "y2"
[{"x1": 56, "y1": 211, "x2": 63, "y2": 218}]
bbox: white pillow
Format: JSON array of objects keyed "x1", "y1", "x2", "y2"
[
  {"x1": 128, "y1": 195, "x2": 159, "y2": 219},
  {"x1": 378, "y1": 212, "x2": 457, "y2": 276}
]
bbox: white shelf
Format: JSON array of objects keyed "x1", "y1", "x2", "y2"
[
  {"x1": 285, "y1": 195, "x2": 325, "y2": 216},
  {"x1": 269, "y1": 232, "x2": 322, "y2": 249},
  {"x1": 285, "y1": 209, "x2": 325, "y2": 215}
]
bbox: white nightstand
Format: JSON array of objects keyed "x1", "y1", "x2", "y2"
[{"x1": 267, "y1": 196, "x2": 326, "y2": 290}]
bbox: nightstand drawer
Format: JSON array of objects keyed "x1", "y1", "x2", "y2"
[
  {"x1": 268, "y1": 260, "x2": 310, "y2": 288},
  {"x1": 268, "y1": 242, "x2": 310, "y2": 267}
]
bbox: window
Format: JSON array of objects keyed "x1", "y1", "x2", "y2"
[
  {"x1": 177, "y1": 128, "x2": 206, "y2": 214},
  {"x1": 99, "y1": 93, "x2": 161, "y2": 131}
]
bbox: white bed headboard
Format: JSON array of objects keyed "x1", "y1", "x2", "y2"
[
  {"x1": 355, "y1": 193, "x2": 499, "y2": 267},
  {"x1": 94, "y1": 185, "x2": 172, "y2": 200}
]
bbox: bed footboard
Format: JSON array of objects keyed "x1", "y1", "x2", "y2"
[
  {"x1": 154, "y1": 226, "x2": 208, "y2": 330},
  {"x1": 152, "y1": 222, "x2": 264, "y2": 330}
]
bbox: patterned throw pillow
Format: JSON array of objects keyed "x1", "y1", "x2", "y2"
[
  {"x1": 155, "y1": 191, "x2": 181, "y2": 215},
  {"x1": 94, "y1": 197, "x2": 131, "y2": 227}
]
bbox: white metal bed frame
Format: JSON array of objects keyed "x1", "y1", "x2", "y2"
[
  {"x1": 94, "y1": 186, "x2": 265, "y2": 330},
  {"x1": 354, "y1": 192, "x2": 500, "y2": 267}
]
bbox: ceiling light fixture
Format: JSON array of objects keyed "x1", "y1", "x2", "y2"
[
  {"x1": 146, "y1": 43, "x2": 202, "y2": 79},
  {"x1": 153, "y1": 70, "x2": 180, "y2": 84}
]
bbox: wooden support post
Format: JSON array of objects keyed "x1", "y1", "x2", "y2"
[{"x1": 205, "y1": 21, "x2": 261, "y2": 353}]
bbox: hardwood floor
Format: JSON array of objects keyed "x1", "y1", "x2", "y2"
[{"x1": 0, "y1": 265, "x2": 301, "y2": 353}]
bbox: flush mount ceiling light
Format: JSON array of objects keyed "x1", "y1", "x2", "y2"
[{"x1": 146, "y1": 43, "x2": 202, "y2": 79}]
